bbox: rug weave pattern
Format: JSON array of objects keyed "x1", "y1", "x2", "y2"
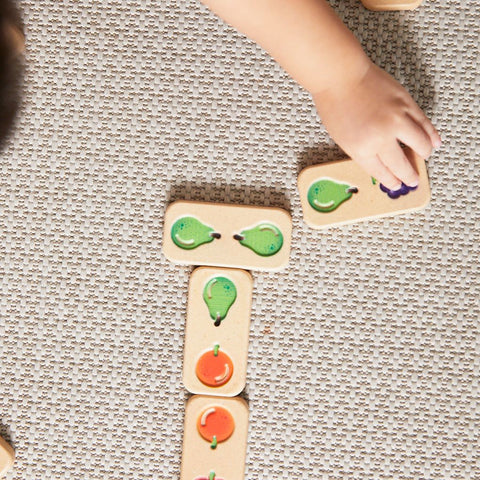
[{"x1": 0, "y1": 0, "x2": 479, "y2": 478}]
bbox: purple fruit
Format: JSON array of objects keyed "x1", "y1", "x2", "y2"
[{"x1": 379, "y1": 182, "x2": 417, "y2": 199}]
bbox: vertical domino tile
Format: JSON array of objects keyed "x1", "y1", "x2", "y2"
[
  {"x1": 180, "y1": 395, "x2": 249, "y2": 480},
  {"x1": 0, "y1": 437, "x2": 14, "y2": 477},
  {"x1": 298, "y1": 147, "x2": 430, "y2": 229},
  {"x1": 183, "y1": 267, "x2": 253, "y2": 397}
]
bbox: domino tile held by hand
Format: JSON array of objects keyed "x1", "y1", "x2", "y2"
[{"x1": 298, "y1": 147, "x2": 430, "y2": 229}]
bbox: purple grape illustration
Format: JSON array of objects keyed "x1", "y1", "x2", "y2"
[{"x1": 379, "y1": 182, "x2": 418, "y2": 199}]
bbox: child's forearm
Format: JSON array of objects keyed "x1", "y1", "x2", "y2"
[
  {"x1": 200, "y1": 0, "x2": 442, "y2": 190},
  {"x1": 199, "y1": 0, "x2": 372, "y2": 94}
]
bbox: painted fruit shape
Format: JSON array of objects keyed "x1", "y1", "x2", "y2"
[
  {"x1": 197, "y1": 406, "x2": 235, "y2": 449},
  {"x1": 307, "y1": 178, "x2": 358, "y2": 212},
  {"x1": 171, "y1": 216, "x2": 220, "y2": 250},
  {"x1": 196, "y1": 345, "x2": 234, "y2": 387},
  {"x1": 233, "y1": 223, "x2": 283, "y2": 257},
  {"x1": 194, "y1": 473, "x2": 224, "y2": 480},
  {"x1": 203, "y1": 277, "x2": 237, "y2": 326},
  {"x1": 380, "y1": 182, "x2": 418, "y2": 199}
]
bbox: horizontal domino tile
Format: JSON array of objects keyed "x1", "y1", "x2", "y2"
[
  {"x1": 360, "y1": 0, "x2": 422, "y2": 10},
  {"x1": 163, "y1": 201, "x2": 292, "y2": 271},
  {"x1": 183, "y1": 267, "x2": 253, "y2": 397},
  {"x1": 180, "y1": 395, "x2": 249, "y2": 480},
  {"x1": 298, "y1": 147, "x2": 430, "y2": 229}
]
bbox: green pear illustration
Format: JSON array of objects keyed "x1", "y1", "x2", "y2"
[
  {"x1": 307, "y1": 178, "x2": 358, "y2": 213},
  {"x1": 171, "y1": 216, "x2": 221, "y2": 250},
  {"x1": 233, "y1": 222, "x2": 283, "y2": 257},
  {"x1": 203, "y1": 277, "x2": 237, "y2": 326}
]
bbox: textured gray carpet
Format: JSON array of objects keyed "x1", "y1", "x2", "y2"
[{"x1": 1, "y1": 0, "x2": 479, "y2": 478}]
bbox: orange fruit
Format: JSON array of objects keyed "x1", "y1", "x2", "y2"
[
  {"x1": 196, "y1": 348, "x2": 234, "y2": 387},
  {"x1": 197, "y1": 406, "x2": 235, "y2": 445}
]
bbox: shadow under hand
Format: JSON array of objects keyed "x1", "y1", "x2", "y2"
[{"x1": 297, "y1": 143, "x2": 347, "y2": 174}]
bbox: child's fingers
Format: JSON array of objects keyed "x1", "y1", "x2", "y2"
[
  {"x1": 407, "y1": 110, "x2": 442, "y2": 148},
  {"x1": 396, "y1": 117, "x2": 434, "y2": 160},
  {"x1": 378, "y1": 142, "x2": 419, "y2": 187},
  {"x1": 356, "y1": 155, "x2": 401, "y2": 190}
]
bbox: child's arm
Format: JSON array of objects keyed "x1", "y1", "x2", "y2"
[{"x1": 199, "y1": 0, "x2": 441, "y2": 190}]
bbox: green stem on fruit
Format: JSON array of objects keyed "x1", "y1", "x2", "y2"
[
  {"x1": 209, "y1": 472, "x2": 216, "y2": 480},
  {"x1": 371, "y1": 177, "x2": 377, "y2": 185},
  {"x1": 210, "y1": 436, "x2": 217, "y2": 449},
  {"x1": 213, "y1": 344, "x2": 219, "y2": 356}
]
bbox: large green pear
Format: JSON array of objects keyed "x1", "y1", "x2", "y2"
[
  {"x1": 203, "y1": 277, "x2": 237, "y2": 326},
  {"x1": 171, "y1": 216, "x2": 220, "y2": 250},
  {"x1": 234, "y1": 223, "x2": 283, "y2": 257},
  {"x1": 307, "y1": 178, "x2": 358, "y2": 213}
]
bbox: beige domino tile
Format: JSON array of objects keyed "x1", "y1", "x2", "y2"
[
  {"x1": 298, "y1": 147, "x2": 430, "y2": 229},
  {"x1": 180, "y1": 395, "x2": 249, "y2": 480},
  {"x1": 183, "y1": 267, "x2": 252, "y2": 397},
  {"x1": 163, "y1": 201, "x2": 292, "y2": 271},
  {"x1": 360, "y1": 0, "x2": 422, "y2": 10},
  {"x1": 0, "y1": 437, "x2": 14, "y2": 478}
]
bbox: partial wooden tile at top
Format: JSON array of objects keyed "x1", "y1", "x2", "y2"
[
  {"x1": 0, "y1": 437, "x2": 14, "y2": 477},
  {"x1": 183, "y1": 267, "x2": 253, "y2": 397},
  {"x1": 163, "y1": 201, "x2": 292, "y2": 271},
  {"x1": 360, "y1": 0, "x2": 422, "y2": 10},
  {"x1": 180, "y1": 395, "x2": 249, "y2": 480},
  {"x1": 298, "y1": 147, "x2": 430, "y2": 229}
]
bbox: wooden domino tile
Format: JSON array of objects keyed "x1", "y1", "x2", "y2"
[
  {"x1": 183, "y1": 267, "x2": 253, "y2": 397},
  {"x1": 163, "y1": 201, "x2": 292, "y2": 271},
  {"x1": 298, "y1": 147, "x2": 430, "y2": 229},
  {"x1": 180, "y1": 395, "x2": 249, "y2": 480},
  {"x1": 0, "y1": 437, "x2": 14, "y2": 477},
  {"x1": 360, "y1": 0, "x2": 422, "y2": 10}
]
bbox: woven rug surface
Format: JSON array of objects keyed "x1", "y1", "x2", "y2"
[{"x1": 1, "y1": 0, "x2": 479, "y2": 478}]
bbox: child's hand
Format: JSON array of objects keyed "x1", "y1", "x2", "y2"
[{"x1": 312, "y1": 62, "x2": 442, "y2": 190}]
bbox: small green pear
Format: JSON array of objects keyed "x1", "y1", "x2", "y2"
[
  {"x1": 171, "y1": 216, "x2": 220, "y2": 250},
  {"x1": 307, "y1": 178, "x2": 358, "y2": 213},
  {"x1": 203, "y1": 277, "x2": 237, "y2": 326},
  {"x1": 233, "y1": 223, "x2": 283, "y2": 257}
]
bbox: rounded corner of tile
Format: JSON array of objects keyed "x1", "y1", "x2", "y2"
[
  {"x1": 419, "y1": 189, "x2": 432, "y2": 210},
  {"x1": 233, "y1": 396, "x2": 250, "y2": 410},
  {"x1": 182, "y1": 378, "x2": 194, "y2": 395},
  {"x1": 237, "y1": 268, "x2": 254, "y2": 283}
]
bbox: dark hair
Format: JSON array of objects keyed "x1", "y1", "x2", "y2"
[{"x1": 0, "y1": 0, "x2": 23, "y2": 149}]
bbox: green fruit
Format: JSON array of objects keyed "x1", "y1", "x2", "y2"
[
  {"x1": 307, "y1": 178, "x2": 358, "y2": 213},
  {"x1": 234, "y1": 223, "x2": 283, "y2": 257},
  {"x1": 171, "y1": 216, "x2": 219, "y2": 250},
  {"x1": 203, "y1": 277, "x2": 237, "y2": 326}
]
